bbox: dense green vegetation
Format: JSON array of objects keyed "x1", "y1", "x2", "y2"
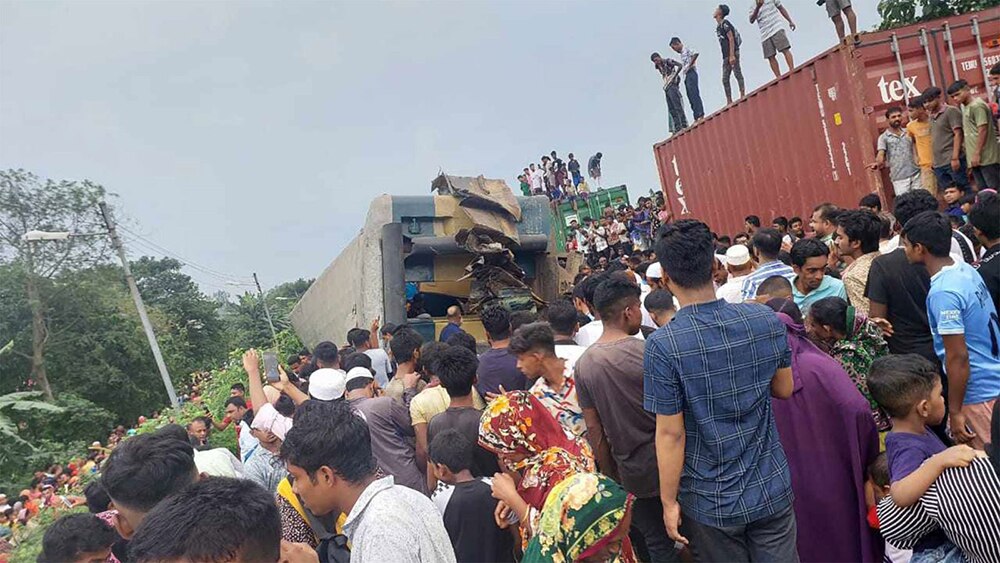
[
  {"x1": 0, "y1": 170, "x2": 311, "y2": 493},
  {"x1": 877, "y1": 0, "x2": 1000, "y2": 30}
]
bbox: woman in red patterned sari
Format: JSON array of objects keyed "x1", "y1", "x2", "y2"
[{"x1": 478, "y1": 391, "x2": 597, "y2": 547}]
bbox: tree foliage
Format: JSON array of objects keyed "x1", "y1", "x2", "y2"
[
  {"x1": 218, "y1": 278, "x2": 312, "y2": 351},
  {"x1": 877, "y1": 0, "x2": 1000, "y2": 30},
  {"x1": 0, "y1": 169, "x2": 113, "y2": 400}
]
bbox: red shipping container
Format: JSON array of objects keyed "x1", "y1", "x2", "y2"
[{"x1": 654, "y1": 10, "x2": 1000, "y2": 238}]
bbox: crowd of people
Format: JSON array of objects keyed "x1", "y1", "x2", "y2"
[
  {"x1": 5, "y1": 66, "x2": 1000, "y2": 563},
  {"x1": 517, "y1": 150, "x2": 604, "y2": 206},
  {"x1": 870, "y1": 71, "x2": 1000, "y2": 200},
  {"x1": 653, "y1": 1, "x2": 862, "y2": 135},
  {"x1": 565, "y1": 194, "x2": 669, "y2": 266},
  {"x1": 4, "y1": 179, "x2": 997, "y2": 562}
]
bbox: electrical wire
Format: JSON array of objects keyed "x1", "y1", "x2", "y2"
[{"x1": 116, "y1": 226, "x2": 255, "y2": 286}]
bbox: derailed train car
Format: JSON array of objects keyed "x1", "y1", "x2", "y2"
[{"x1": 291, "y1": 174, "x2": 577, "y2": 347}]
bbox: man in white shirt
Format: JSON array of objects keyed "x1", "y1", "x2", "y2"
[
  {"x1": 670, "y1": 37, "x2": 704, "y2": 121},
  {"x1": 592, "y1": 221, "x2": 610, "y2": 263},
  {"x1": 716, "y1": 244, "x2": 756, "y2": 303},
  {"x1": 750, "y1": 0, "x2": 796, "y2": 78},
  {"x1": 545, "y1": 299, "x2": 588, "y2": 369},
  {"x1": 528, "y1": 163, "x2": 544, "y2": 195}
]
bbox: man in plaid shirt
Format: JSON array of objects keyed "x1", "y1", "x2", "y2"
[{"x1": 643, "y1": 219, "x2": 799, "y2": 562}]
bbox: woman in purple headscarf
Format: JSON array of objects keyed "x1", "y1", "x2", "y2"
[{"x1": 766, "y1": 298, "x2": 882, "y2": 563}]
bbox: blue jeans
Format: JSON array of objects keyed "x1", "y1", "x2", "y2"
[
  {"x1": 910, "y1": 541, "x2": 963, "y2": 563},
  {"x1": 933, "y1": 157, "x2": 971, "y2": 190},
  {"x1": 685, "y1": 68, "x2": 705, "y2": 120}
]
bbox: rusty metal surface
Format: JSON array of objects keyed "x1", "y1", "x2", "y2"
[{"x1": 654, "y1": 10, "x2": 999, "y2": 238}]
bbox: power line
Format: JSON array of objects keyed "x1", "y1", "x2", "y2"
[{"x1": 115, "y1": 226, "x2": 254, "y2": 284}]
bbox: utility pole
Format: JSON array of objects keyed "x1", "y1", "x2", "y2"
[
  {"x1": 253, "y1": 272, "x2": 278, "y2": 345},
  {"x1": 99, "y1": 202, "x2": 179, "y2": 409}
]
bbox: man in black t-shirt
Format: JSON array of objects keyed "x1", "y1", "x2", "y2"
[
  {"x1": 428, "y1": 346, "x2": 500, "y2": 480},
  {"x1": 651, "y1": 52, "x2": 687, "y2": 134},
  {"x1": 865, "y1": 190, "x2": 950, "y2": 442},
  {"x1": 968, "y1": 193, "x2": 1000, "y2": 313},
  {"x1": 714, "y1": 4, "x2": 745, "y2": 104}
]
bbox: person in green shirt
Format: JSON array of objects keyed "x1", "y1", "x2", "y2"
[
  {"x1": 948, "y1": 79, "x2": 1000, "y2": 190},
  {"x1": 518, "y1": 169, "x2": 532, "y2": 196}
]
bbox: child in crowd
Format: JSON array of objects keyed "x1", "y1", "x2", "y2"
[
  {"x1": 755, "y1": 275, "x2": 794, "y2": 302},
  {"x1": 867, "y1": 354, "x2": 984, "y2": 562},
  {"x1": 866, "y1": 453, "x2": 912, "y2": 563},
  {"x1": 643, "y1": 288, "x2": 676, "y2": 327},
  {"x1": 38, "y1": 513, "x2": 118, "y2": 563},
  {"x1": 942, "y1": 185, "x2": 967, "y2": 220},
  {"x1": 429, "y1": 429, "x2": 515, "y2": 563}
]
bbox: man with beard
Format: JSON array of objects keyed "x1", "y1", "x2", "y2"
[{"x1": 870, "y1": 106, "x2": 921, "y2": 196}]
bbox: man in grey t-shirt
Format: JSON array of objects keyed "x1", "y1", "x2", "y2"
[
  {"x1": 870, "y1": 106, "x2": 920, "y2": 195},
  {"x1": 575, "y1": 275, "x2": 680, "y2": 562},
  {"x1": 924, "y1": 86, "x2": 971, "y2": 191}
]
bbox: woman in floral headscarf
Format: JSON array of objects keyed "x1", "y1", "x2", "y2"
[
  {"x1": 523, "y1": 472, "x2": 636, "y2": 563},
  {"x1": 805, "y1": 296, "x2": 892, "y2": 432},
  {"x1": 479, "y1": 391, "x2": 594, "y2": 544}
]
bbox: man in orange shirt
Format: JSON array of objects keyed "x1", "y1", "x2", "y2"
[{"x1": 906, "y1": 95, "x2": 936, "y2": 194}]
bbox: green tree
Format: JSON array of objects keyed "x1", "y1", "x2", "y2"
[
  {"x1": 877, "y1": 0, "x2": 999, "y2": 30},
  {"x1": 130, "y1": 256, "x2": 228, "y2": 374},
  {"x1": 0, "y1": 169, "x2": 111, "y2": 400},
  {"x1": 0, "y1": 391, "x2": 63, "y2": 449},
  {"x1": 217, "y1": 278, "x2": 311, "y2": 351}
]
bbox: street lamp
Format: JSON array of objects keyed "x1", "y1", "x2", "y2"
[{"x1": 21, "y1": 230, "x2": 71, "y2": 242}]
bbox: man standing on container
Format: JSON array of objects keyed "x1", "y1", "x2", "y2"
[
  {"x1": 528, "y1": 162, "x2": 544, "y2": 196},
  {"x1": 670, "y1": 37, "x2": 704, "y2": 122},
  {"x1": 750, "y1": 0, "x2": 795, "y2": 79},
  {"x1": 823, "y1": 0, "x2": 859, "y2": 46},
  {"x1": 715, "y1": 4, "x2": 745, "y2": 105},
  {"x1": 568, "y1": 153, "x2": 582, "y2": 188},
  {"x1": 906, "y1": 95, "x2": 937, "y2": 194},
  {"x1": 651, "y1": 52, "x2": 688, "y2": 134},
  {"x1": 588, "y1": 152, "x2": 603, "y2": 187},
  {"x1": 869, "y1": 106, "x2": 921, "y2": 196},
  {"x1": 948, "y1": 79, "x2": 1000, "y2": 191},
  {"x1": 923, "y1": 86, "x2": 970, "y2": 192}
]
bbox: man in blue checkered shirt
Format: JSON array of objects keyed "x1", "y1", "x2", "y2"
[{"x1": 643, "y1": 219, "x2": 799, "y2": 562}]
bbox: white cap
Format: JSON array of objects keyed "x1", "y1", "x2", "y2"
[
  {"x1": 646, "y1": 262, "x2": 663, "y2": 279},
  {"x1": 725, "y1": 244, "x2": 751, "y2": 266},
  {"x1": 344, "y1": 367, "x2": 375, "y2": 386},
  {"x1": 308, "y1": 368, "x2": 347, "y2": 401}
]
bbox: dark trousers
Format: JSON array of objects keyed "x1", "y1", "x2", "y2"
[
  {"x1": 933, "y1": 156, "x2": 971, "y2": 190},
  {"x1": 972, "y1": 162, "x2": 1000, "y2": 190},
  {"x1": 630, "y1": 496, "x2": 682, "y2": 562},
  {"x1": 722, "y1": 54, "x2": 745, "y2": 102},
  {"x1": 681, "y1": 504, "x2": 799, "y2": 563},
  {"x1": 685, "y1": 68, "x2": 705, "y2": 120},
  {"x1": 665, "y1": 85, "x2": 687, "y2": 133}
]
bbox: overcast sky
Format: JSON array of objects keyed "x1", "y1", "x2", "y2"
[{"x1": 1, "y1": 0, "x2": 879, "y2": 292}]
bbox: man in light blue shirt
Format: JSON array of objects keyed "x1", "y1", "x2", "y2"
[
  {"x1": 902, "y1": 210, "x2": 1000, "y2": 450},
  {"x1": 740, "y1": 228, "x2": 796, "y2": 300},
  {"x1": 790, "y1": 238, "x2": 846, "y2": 313}
]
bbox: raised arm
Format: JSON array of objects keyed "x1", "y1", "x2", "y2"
[
  {"x1": 242, "y1": 349, "x2": 269, "y2": 412},
  {"x1": 750, "y1": 0, "x2": 763, "y2": 23}
]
